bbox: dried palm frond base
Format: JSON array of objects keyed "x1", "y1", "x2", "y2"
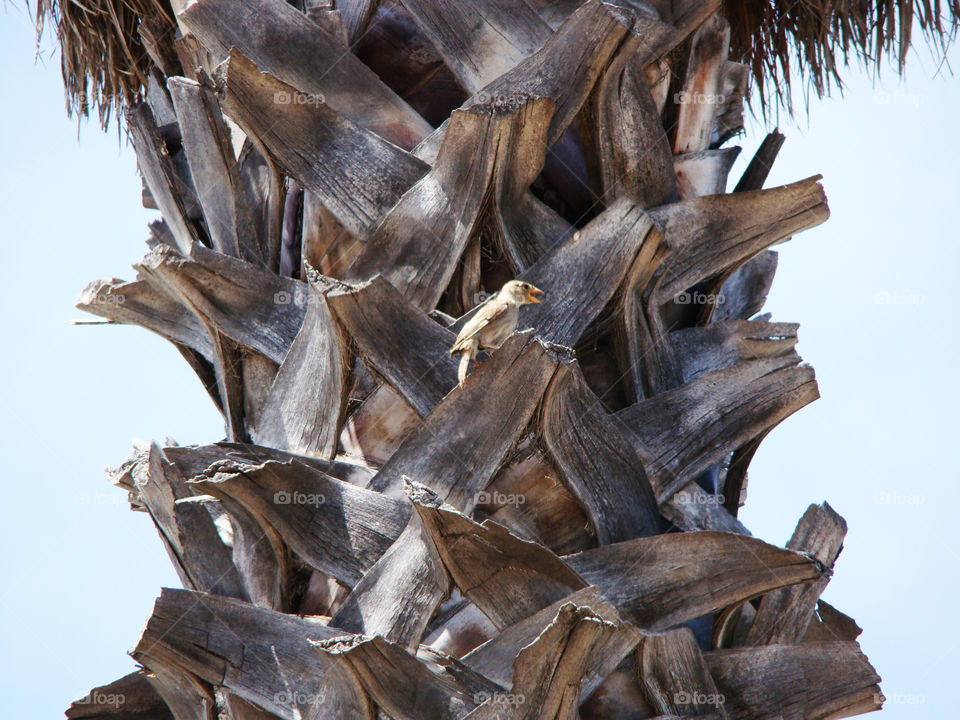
[{"x1": 64, "y1": 0, "x2": 884, "y2": 718}]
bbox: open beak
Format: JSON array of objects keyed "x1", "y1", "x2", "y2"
[{"x1": 527, "y1": 286, "x2": 544, "y2": 304}]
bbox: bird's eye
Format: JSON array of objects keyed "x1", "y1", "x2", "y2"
[{"x1": 521, "y1": 283, "x2": 529, "y2": 289}]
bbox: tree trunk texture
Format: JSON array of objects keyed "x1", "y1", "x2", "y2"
[{"x1": 67, "y1": 0, "x2": 883, "y2": 718}]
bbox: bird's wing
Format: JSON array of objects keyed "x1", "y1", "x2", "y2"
[{"x1": 450, "y1": 301, "x2": 510, "y2": 354}]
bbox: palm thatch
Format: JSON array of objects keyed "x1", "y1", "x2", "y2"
[
  {"x1": 36, "y1": 0, "x2": 960, "y2": 127},
  {"x1": 724, "y1": 0, "x2": 960, "y2": 112},
  {"x1": 35, "y1": 0, "x2": 177, "y2": 126}
]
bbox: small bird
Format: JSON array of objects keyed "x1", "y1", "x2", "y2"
[{"x1": 449, "y1": 279, "x2": 544, "y2": 386}]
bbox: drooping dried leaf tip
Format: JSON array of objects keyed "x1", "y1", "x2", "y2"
[
  {"x1": 37, "y1": 0, "x2": 960, "y2": 126},
  {"x1": 35, "y1": 0, "x2": 178, "y2": 126}
]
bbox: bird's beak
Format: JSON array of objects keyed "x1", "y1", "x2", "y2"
[{"x1": 527, "y1": 286, "x2": 544, "y2": 304}]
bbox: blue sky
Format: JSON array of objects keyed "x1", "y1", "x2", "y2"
[{"x1": 1, "y1": 5, "x2": 956, "y2": 718}]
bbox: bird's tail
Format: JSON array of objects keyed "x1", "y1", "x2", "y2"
[{"x1": 457, "y1": 351, "x2": 471, "y2": 387}]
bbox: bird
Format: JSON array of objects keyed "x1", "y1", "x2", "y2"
[{"x1": 449, "y1": 279, "x2": 544, "y2": 386}]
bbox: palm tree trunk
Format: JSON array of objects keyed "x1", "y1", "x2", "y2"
[{"x1": 60, "y1": 0, "x2": 885, "y2": 718}]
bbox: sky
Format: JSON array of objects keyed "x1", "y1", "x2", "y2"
[{"x1": 0, "y1": 5, "x2": 957, "y2": 718}]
